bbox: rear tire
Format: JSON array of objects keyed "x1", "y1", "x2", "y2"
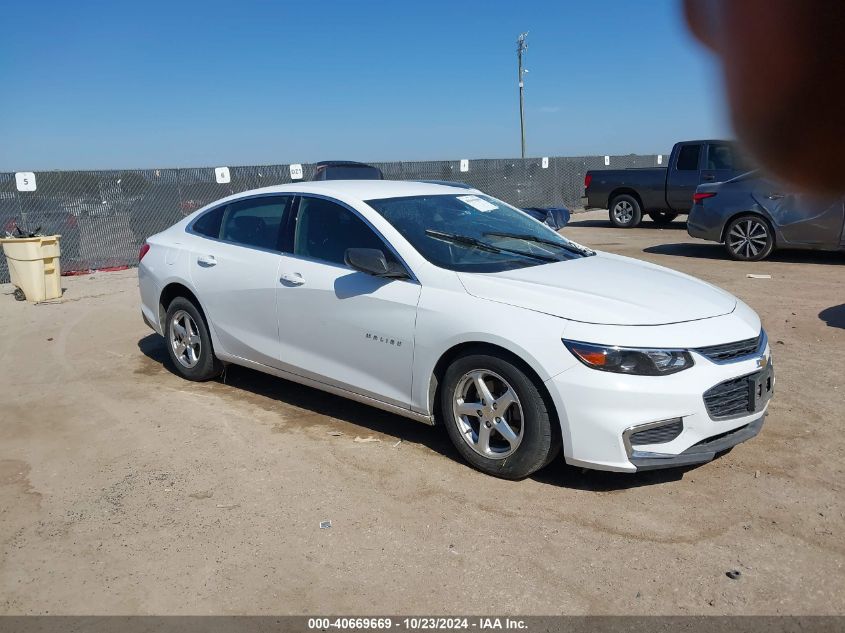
[
  {"x1": 13, "y1": 288, "x2": 25, "y2": 301},
  {"x1": 609, "y1": 195, "x2": 643, "y2": 228},
  {"x1": 724, "y1": 214, "x2": 775, "y2": 261},
  {"x1": 648, "y1": 211, "x2": 679, "y2": 225},
  {"x1": 440, "y1": 352, "x2": 560, "y2": 479},
  {"x1": 164, "y1": 296, "x2": 223, "y2": 381}
]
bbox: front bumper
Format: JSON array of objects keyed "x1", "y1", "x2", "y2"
[
  {"x1": 629, "y1": 413, "x2": 764, "y2": 471},
  {"x1": 544, "y1": 343, "x2": 772, "y2": 473}
]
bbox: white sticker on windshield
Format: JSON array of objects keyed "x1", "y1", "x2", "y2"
[{"x1": 458, "y1": 195, "x2": 497, "y2": 212}]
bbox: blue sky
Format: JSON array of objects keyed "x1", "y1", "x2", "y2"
[{"x1": 0, "y1": 0, "x2": 729, "y2": 171}]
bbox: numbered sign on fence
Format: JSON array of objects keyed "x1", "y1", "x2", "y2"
[
  {"x1": 459, "y1": 159, "x2": 469, "y2": 173},
  {"x1": 657, "y1": 155, "x2": 663, "y2": 165},
  {"x1": 214, "y1": 167, "x2": 231, "y2": 184},
  {"x1": 289, "y1": 164, "x2": 304, "y2": 180},
  {"x1": 604, "y1": 156, "x2": 610, "y2": 166},
  {"x1": 15, "y1": 172, "x2": 36, "y2": 192},
  {"x1": 541, "y1": 157, "x2": 549, "y2": 169}
]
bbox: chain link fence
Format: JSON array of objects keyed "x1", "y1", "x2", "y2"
[{"x1": 0, "y1": 154, "x2": 662, "y2": 282}]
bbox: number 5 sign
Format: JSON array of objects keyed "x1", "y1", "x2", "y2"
[{"x1": 15, "y1": 172, "x2": 36, "y2": 192}]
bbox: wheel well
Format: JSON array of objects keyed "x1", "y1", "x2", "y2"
[
  {"x1": 720, "y1": 212, "x2": 776, "y2": 245},
  {"x1": 608, "y1": 188, "x2": 643, "y2": 210},
  {"x1": 158, "y1": 283, "x2": 207, "y2": 330},
  {"x1": 429, "y1": 342, "x2": 561, "y2": 434}
]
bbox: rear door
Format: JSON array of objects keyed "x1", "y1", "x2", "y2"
[
  {"x1": 754, "y1": 189, "x2": 845, "y2": 248},
  {"x1": 666, "y1": 143, "x2": 703, "y2": 211},
  {"x1": 275, "y1": 195, "x2": 421, "y2": 408},
  {"x1": 188, "y1": 195, "x2": 293, "y2": 368}
]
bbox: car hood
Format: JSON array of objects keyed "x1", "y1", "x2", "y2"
[{"x1": 457, "y1": 252, "x2": 737, "y2": 326}]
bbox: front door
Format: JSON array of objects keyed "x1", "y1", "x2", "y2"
[
  {"x1": 189, "y1": 195, "x2": 293, "y2": 368},
  {"x1": 275, "y1": 195, "x2": 421, "y2": 408}
]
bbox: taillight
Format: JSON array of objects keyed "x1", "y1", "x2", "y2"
[
  {"x1": 693, "y1": 192, "x2": 717, "y2": 203},
  {"x1": 139, "y1": 243, "x2": 150, "y2": 261},
  {"x1": 584, "y1": 173, "x2": 593, "y2": 189}
]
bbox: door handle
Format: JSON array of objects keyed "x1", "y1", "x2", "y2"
[
  {"x1": 280, "y1": 272, "x2": 305, "y2": 286},
  {"x1": 766, "y1": 193, "x2": 785, "y2": 200},
  {"x1": 702, "y1": 174, "x2": 715, "y2": 181},
  {"x1": 197, "y1": 255, "x2": 217, "y2": 267}
]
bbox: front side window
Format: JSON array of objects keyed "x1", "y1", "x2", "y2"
[
  {"x1": 676, "y1": 144, "x2": 702, "y2": 171},
  {"x1": 219, "y1": 196, "x2": 292, "y2": 250},
  {"x1": 366, "y1": 194, "x2": 591, "y2": 273},
  {"x1": 292, "y1": 196, "x2": 396, "y2": 267}
]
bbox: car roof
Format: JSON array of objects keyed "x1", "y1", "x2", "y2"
[{"x1": 221, "y1": 179, "x2": 481, "y2": 201}]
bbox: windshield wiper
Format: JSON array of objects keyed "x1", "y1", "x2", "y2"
[
  {"x1": 424, "y1": 229, "x2": 559, "y2": 262},
  {"x1": 483, "y1": 231, "x2": 595, "y2": 256}
]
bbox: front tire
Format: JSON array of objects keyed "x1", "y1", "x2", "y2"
[
  {"x1": 609, "y1": 195, "x2": 643, "y2": 228},
  {"x1": 724, "y1": 214, "x2": 775, "y2": 261},
  {"x1": 440, "y1": 353, "x2": 560, "y2": 479},
  {"x1": 164, "y1": 297, "x2": 223, "y2": 381}
]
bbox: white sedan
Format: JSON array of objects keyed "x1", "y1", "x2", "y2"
[{"x1": 138, "y1": 180, "x2": 773, "y2": 479}]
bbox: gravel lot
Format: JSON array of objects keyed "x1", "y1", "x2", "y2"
[{"x1": 1, "y1": 209, "x2": 843, "y2": 615}]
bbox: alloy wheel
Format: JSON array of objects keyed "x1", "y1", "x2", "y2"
[
  {"x1": 169, "y1": 310, "x2": 201, "y2": 368},
  {"x1": 452, "y1": 370, "x2": 525, "y2": 459},
  {"x1": 613, "y1": 200, "x2": 634, "y2": 224},
  {"x1": 728, "y1": 218, "x2": 769, "y2": 259}
]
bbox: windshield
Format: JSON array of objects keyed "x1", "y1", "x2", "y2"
[{"x1": 366, "y1": 194, "x2": 592, "y2": 272}]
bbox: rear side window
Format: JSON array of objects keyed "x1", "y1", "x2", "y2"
[
  {"x1": 707, "y1": 143, "x2": 746, "y2": 170},
  {"x1": 676, "y1": 144, "x2": 702, "y2": 171},
  {"x1": 292, "y1": 196, "x2": 396, "y2": 267},
  {"x1": 220, "y1": 196, "x2": 292, "y2": 250},
  {"x1": 192, "y1": 205, "x2": 225, "y2": 238}
]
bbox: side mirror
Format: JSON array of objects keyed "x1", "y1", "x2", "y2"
[{"x1": 345, "y1": 248, "x2": 391, "y2": 276}]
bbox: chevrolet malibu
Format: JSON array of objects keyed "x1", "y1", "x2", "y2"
[{"x1": 138, "y1": 181, "x2": 773, "y2": 479}]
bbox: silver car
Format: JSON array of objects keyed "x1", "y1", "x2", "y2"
[{"x1": 688, "y1": 171, "x2": 845, "y2": 261}]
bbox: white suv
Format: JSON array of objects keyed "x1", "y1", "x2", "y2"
[{"x1": 138, "y1": 180, "x2": 773, "y2": 479}]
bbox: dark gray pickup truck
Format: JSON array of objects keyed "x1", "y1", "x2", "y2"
[{"x1": 583, "y1": 140, "x2": 750, "y2": 228}]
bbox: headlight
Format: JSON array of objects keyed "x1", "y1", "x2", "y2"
[{"x1": 563, "y1": 339, "x2": 694, "y2": 376}]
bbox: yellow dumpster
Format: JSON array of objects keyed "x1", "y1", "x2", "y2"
[{"x1": 0, "y1": 235, "x2": 62, "y2": 303}]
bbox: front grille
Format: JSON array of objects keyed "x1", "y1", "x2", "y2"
[
  {"x1": 696, "y1": 334, "x2": 761, "y2": 363},
  {"x1": 629, "y1": 419, "x2": 683, "y2": 445},
  {"x1": 703, "y1": 375, "x2": 753, "y2": 419}
]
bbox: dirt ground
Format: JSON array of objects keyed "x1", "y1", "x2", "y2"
[{"x1": 1, "y1": 209, "x2": 843, "y2": 615}]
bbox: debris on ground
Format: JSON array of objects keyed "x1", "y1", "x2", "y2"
[
  {"x1": 215, "y1": 503, "x2": 240, "y2": 510},
  {"x1": 326, "y1": 431, "x2": 344, "y2": 436},
  {"x1": 746, "y1": 274, "x2": 772, "y2": 279},
  {"x1": 726, "y1": 570, "x2": 742, "y2": 580},
  {"x1": 353, "y1": 436, "x2": 382, "y2": 443},
  {"x1": 393, "y1": 440, "x2": 402, "y2": 448},
  {"x1": 189, "y1": 491, "x2": 213, "y2": 499},
  {"x1": 319, "y1": 520, "x2": 332, "y2": 529}
]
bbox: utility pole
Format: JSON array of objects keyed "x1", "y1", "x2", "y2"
[{"x1": 517, "y1": 32, "x2": 528, "y2": 159}]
